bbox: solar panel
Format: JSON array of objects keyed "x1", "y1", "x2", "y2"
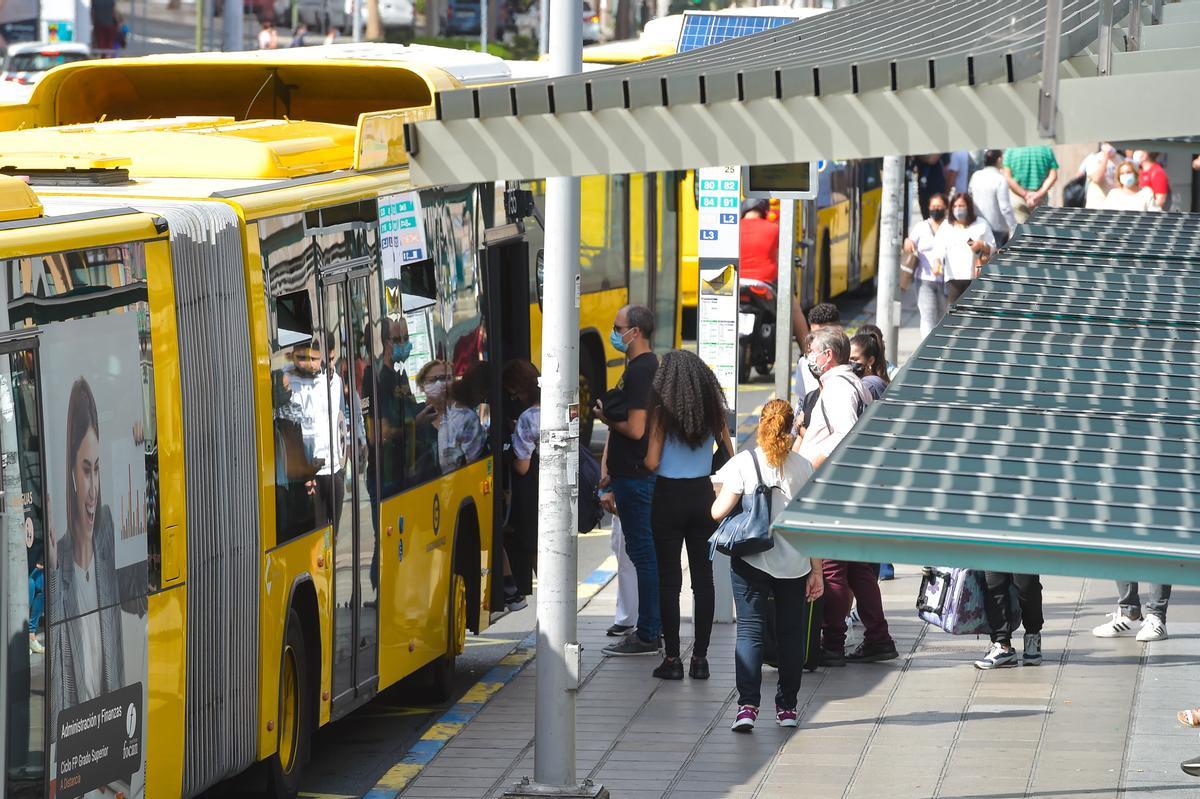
[{"x1": 676, "y1": 11, "x2": 798, "y2": 53}]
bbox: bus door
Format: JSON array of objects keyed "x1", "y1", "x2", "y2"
[
  {"x1": 483, "y1": 232, "x2": 529, "y2": 617},
  {"x1": 320, "y1": 269, "x2": 380, "y2": 710},
  {"x1": 848, "y1": 161, "x2": 863, "y2": 288},
  {"x1": 0, "y1": 332, "x2": 47, "y2": 799}
]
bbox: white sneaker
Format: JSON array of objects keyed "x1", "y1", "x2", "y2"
[
  {"x1": 1135, "y1": 615, "x2": 1168, "y2": 643},
  {"x1": 1092, "y1": 610, "x2": 1139, "y2": 638},
  {"x1": 974, "y1": 642, "x2": 1018, "y2": 670},
  {"x1": 28, "y1": 635, "x2": 43, "y2": 655}
]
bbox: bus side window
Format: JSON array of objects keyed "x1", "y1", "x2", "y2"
[
  {"x1": 261, "y1": 214, "x2": 332, "y2": 543},
  {"x1": 411, "y1": 186, "x2": 488, "y2": 480}
]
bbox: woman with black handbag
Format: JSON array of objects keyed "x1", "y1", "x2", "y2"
[
  {"x1": 711, "y1": 400, "x2": 823, "y2": 732},
  {"x1": 643, "y1": 350, "x2": 734, "y2": 681}
]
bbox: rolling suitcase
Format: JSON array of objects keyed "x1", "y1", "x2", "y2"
[{"x1": 917, "y1": 567, "x2": 1020, "y2": 636}]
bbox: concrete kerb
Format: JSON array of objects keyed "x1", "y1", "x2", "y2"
[{"x1": 363, "y1": 555, "x2": 620, "y2": 799}]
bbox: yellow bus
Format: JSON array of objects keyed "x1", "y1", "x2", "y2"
[
  {"x1": 0, "y1": 47, "x2": 556, "y2": 799},
  {"x1": 583, "y1": 23, "x2": 883, "y2": 336},
  {"x1": 520, "y1": 171, "x2": 681, "y2": 445}
]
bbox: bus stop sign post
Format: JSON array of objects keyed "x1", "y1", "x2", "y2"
[
  {"x1": 695, "y1": 165, "x2": 741, "y2": 625},
  {"x1": 504, "y1": 0, "x2": 605, "y2": 796},
  {"x1": 876, "y1": 155, "x2": 904, "y2": 366}
]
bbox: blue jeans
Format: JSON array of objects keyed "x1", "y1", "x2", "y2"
[
  {"x1": 28, "y1": 568, "x2": 43, "y2": 634},
  {"x1": 610, "y1": 475, "x2": 660, "y2": 642},
  {"x1": 732, "y1": 557, "x2": 811, "y2": 710}
]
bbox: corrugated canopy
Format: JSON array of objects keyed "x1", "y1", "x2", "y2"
[
  {"x1": 773, "y1": 207, "x2": 1200, "y2": 587},
  {"x1": 437, "y1": 0, "x2": 1124, "y2": 121},
  {"x1": 405, "y1": 0, "x2": 1200, "y2": 185}
]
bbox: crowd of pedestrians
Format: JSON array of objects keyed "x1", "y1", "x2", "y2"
[
  {"x1": 497, "y1": 144, "x2": 1184, "y2": 739},
  {"x1": 568, "y1": 301, "x2": 908, "y2": 731}
]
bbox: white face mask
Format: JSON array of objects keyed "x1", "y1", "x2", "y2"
[{"x1": 953, "y1": 207, "x2": 968, "y2": 222}]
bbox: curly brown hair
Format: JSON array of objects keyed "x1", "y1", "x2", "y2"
[
  {"x1": 646, "y1": 350, "x2": 728, "y2": 449},
  {"x1": 756, "y1": 399, "x2": 794, "y2": 469}
]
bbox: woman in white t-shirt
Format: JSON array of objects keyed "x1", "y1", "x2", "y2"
[
  {"x1": 711, "y1": 399, "x2": 823, "y2": 733},
  {"x1": 1104, "y1": 160, "x2": 1159, "y2": 212},
  {"x1": 934, "y1": 191, "x2": 995, "y2": 307},
  {"x1": 903, "y1": 192, "x2": 948, "y2": 340}
]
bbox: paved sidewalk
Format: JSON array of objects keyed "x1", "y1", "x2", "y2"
[{"x1": 398, "y1": 564, "x2": 1200, "y2": 799}]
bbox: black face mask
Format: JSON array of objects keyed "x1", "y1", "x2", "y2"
[
  {"x1": 930, "y1": 208, "x2": 946, "y2": 222},
  {"x1": 850, "y1": 361, "x2": 865, "y2": 377}
]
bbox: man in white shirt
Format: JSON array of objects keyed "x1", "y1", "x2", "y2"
[
  {"x1": 791, "y1": 302, "x2": 841, "y2": 414},
  {"x1": 968, "y1": 150, "x2": 1018, "y2": 246},
  {"x1": 288, "y1": 337, "x2": 346, "y2": 527},
  {"x1": 797, "y1": 328, "x2": 897, "y2": 666},
  {"x1": 796, "y1": 328, "x2": 871, "y2": 471}
]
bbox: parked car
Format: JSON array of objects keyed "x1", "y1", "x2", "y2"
[
  {"x1": 582, "y1": 6, "x2": 600, "y2": 43},
  {"x1": 445, "y1": 0, "x2": 481, "y2": 36},
  {"x1": 1, "y1": 41, "x2": 90, "y2": 86}
]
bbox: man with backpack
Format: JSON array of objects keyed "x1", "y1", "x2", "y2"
[{"x1": 797, "y1": 328, "x2": 898, "y2": 666}]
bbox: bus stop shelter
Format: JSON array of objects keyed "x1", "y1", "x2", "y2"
[
  {"x1": 403, "y1": 0, "x2": 1200, "y2": 184},
  {"x1": 775, "y1": 206, "x2": 1200, "y2": 587}
]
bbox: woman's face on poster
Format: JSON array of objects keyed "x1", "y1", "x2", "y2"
[{"x1": 73, "y1": 426, "x2": 100, "y2": 536}]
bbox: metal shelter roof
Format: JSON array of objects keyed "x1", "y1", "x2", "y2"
[
  {"x1": 773, "y1": 207, "x2": 1200, "y2": 587},
  {"x1": 405, "y1": 0, "x2": 1200, "y2": 185}
]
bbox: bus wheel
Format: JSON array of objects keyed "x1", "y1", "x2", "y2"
[
  {"x1": 429, "y1": 569, "x2": 467, "y2": 702},
  {"x1": 268, "y1": 609, "x2": 311, "y2": 799}
]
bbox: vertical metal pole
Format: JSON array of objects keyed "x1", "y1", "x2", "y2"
[
  {"x1": 1128, "y1": 0, "x2": 1142, "y2": 51},
  {"x1": 876, "y1": 156, "x2": 903, "y2": 369},
  {"x1": 774, "y1": 200, "x2": 796, "y2": 404},
  {"x1": 223, "y1": 0, "x2": 244, "y2": 50},
  {"x1": 196, "y1": 0, "x2": 205, "y2": 50},
  {"x1": 538, "y1": 0, "x2": 549, "y2": 56},
  {"x1": 353, "y1": 0, "x2": 363, "y2": 41},
  {"x1": 532, "y1": 0, "x2": 584, "y2": 790},
  {"x1": 480, "y1": 0, "x2": 487, "y2": 52},
  {"x1": 1037, "y1": 0, "x2": 1063, "y2": 138},
  {"x1": 1098, "y1": 0, "x2": 1114, "y2": 76}
]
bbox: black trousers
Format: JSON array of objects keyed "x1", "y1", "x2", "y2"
[
  {"x1": 651, "y1": 476, "x2": 716, "y2": 658},
  {"x1": 984, "y1": 572, "x2": 1044, "y2": 646},
  {"x1": 946, "y1": 278, "x2": 972, "y2": 305}
]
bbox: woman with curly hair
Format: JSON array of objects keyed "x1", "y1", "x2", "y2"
[
  {"x1": 643, "y1": 350, "x2": 734, "y2": 681},
  {"x1": 712, "y1": 399, "x2": 822, "y2": 732}
]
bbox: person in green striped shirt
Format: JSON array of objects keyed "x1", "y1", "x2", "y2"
[{"x1": 1002, "y1": 146, "x2": 1059, "y2": 224}]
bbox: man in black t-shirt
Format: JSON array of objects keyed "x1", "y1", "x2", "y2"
[{"x1": 596, "y1": 304, "x2": 662, "y2": 656}]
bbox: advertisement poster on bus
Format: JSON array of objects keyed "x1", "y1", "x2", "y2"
[
  {"x1": 696, "y1": 165, "x2": 741, "y2": 400},
  {"x1": 42, "y1": 311, "x2": 148, "y2": 799}
]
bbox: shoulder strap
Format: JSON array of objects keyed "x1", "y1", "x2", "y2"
[
  {"x1": 819, "y1": 375, "x2": 865, "y2": 436},
  {"x1": 748, "y1": 449, "x2": 765, "y2": 488}
]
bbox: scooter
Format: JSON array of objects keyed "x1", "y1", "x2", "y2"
[{"x1": 737, "y1": 278, "x2": 776, "y2": 382}]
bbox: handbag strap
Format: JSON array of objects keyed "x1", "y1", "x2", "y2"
[{"x1": 748, "y1": 449, "x2": 766, "y2": 490}]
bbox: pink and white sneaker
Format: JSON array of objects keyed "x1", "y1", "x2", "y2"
[
  {"x1": 731, "y1": 705, "x2": 758, "y2": 732},
  {"x1": 776, "y1": 707, "x2": 798, "y2": 728}
]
